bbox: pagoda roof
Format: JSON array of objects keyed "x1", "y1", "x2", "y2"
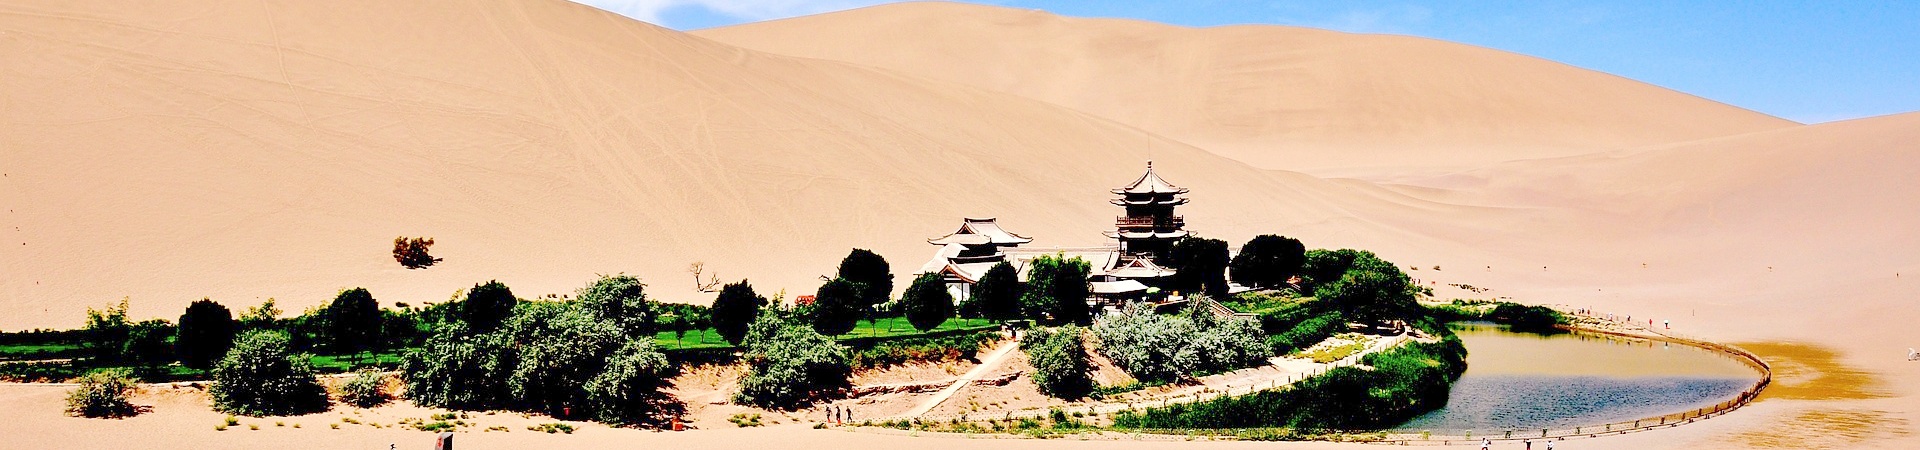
[
  {"x1": 919, "y1": 243, "x2": 1004, "y2": 283},
  {"x1": 928, "y1": 217, "x2": 1033, "y2": 245},
  {"x1": 1110, "y1": 197, "x2": 1189, "y2": 206},
  {"x1": 1103, "y1": 230, "x2": 1190, "y2": 239},
  {"x1": 1112, "y1": 161, "x2": 1190, "y2": 195},
  {"x1": 1091, "y1": 279, "x2": 1150, "y2": 295},
  {"x1": 1105, "y1": 257, "x2": 1176, "y2": 279}
]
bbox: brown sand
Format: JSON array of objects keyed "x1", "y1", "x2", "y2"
[{"x1": 3, "y1": 0, "x2": 1919, "y2": 449}]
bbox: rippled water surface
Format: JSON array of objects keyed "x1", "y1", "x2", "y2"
[{"x1": 1394, "y1": 323, "x2": 1763, "y2": 432}]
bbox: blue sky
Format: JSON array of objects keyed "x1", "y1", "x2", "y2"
[{"x1": 572, "y1": 1, "x2": 1920, "y2": 124}]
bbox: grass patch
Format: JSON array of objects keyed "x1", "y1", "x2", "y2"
[{"x1": 729, "y1": 413, "x2": 764, "y2": 427}]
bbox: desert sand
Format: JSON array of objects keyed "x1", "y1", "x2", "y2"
[
  {"x1": 2, "y1": 0, "x2": 1917, "y2": 449},
  {"x1": 695, "y1": 2, "x2": 1797, "y2": 177}
]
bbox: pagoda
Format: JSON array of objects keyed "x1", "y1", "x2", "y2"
[
  {"x1": 919, "y1": 217, "x2": 1033, "y2": 300},
  {"x1": 1104, "y1": 161, "x2": 1189, "y2": 261}
]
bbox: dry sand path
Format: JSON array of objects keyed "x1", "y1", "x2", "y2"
[{"x1": 895, "y1": 339, "x2": 1023, "y2": 419}]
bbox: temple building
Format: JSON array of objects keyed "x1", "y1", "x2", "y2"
[{"x1": 919, "y1": 162, "x2": 1196, "y2": 310}]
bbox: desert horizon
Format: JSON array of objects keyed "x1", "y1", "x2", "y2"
[{"x1": 3, "y1": 1, "x2": 1916, "y2": 449}]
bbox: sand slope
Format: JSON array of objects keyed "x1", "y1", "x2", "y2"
[
  {"x1": 695, "y1": 2, "x2": 1797, "y2": 176},
  {"x1": 0, "y1": 0, "x2": 1447, "y2": 328}
]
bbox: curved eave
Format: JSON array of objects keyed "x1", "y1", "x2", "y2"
[{"x1": 1109, "y1": 198, "x2": 1189, "y2": 206}]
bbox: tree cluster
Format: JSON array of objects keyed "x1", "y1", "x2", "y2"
[
  {"x1": 1021, "y1": 254, "x2": 1092, "y2": 325},
  {"x1": 733, "y1": 311, "x2": 853, "y2": 408},
  {"x1": 1166, "y1": 237, "x2": 1231, "y2": 297},
  {"x1": 1229, "y1": 235, "x2": 1306, "y2": 289},
  {"x1": 402, "y1": 277, "x2": 679, "y2": 426},
  {"x1": 209, "y1": 330, "x2": 329, "y2": 416},
  {"x1": 1092, "y1": 302, "x2": 1268, "y2": 383},
  {"x1": 1307, "y1": 250, "x2": 1420, "y2": 325}
]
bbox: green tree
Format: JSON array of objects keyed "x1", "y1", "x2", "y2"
[
  {"x1": 709, "y1": 280, "x2": 766, "y2": 345},
  {"x1": 391, "y1": 236, "x2": 441, "y2": 269},
  {"x1": 209, "y1": 330, "x2": 328, "y2": 416},
  {"x1": 734, "y1": 312, "x2": 852, "y2": 408},
  {"x1": 81, "y1": 298, "x2": 132, "y2": 362},
  {"x1": 577, "y1": 274, "x2": 655, "y2": 335},
  {"x1": 1228, "y1": 235, "x2": 1306, "y2": 289},
  {"x1": 401, "y1": 322, "x2": 514, "y2": 410},
  {"x1": 122, "y1": 319, "x2": 175, "y2": 367},
  {"x1": 239, "y1": 298, "x2": 282, "y2": 330},
  {"x1": 1020, "y1": 325, "x2": 1091, "y2": 399},
  {"x1": 836, "y1": 248, "x2": 893, "y2": 308},
  {"x1": 965, "y1": 261, "x2": 1023, "y2": 320},
  {"x1": 584, "y1": 340, "x2": 679, "y2": 425},
  {"x1": 1314, "y1": 268, "x2": 1418, "y2": 325},
  {"x1": 901, "y1": 272, "x2": 955, "y2": 332},
  {"x1": 1167, "y1": 237, "x2": 1231, "y2": 297},
  {"x1": 461, "y1": 280, "x2": 518, "y2": 333},
  {"x1": 1021, "y1": 254, "x2": 1092, "y2": 325},
  {"x1": 809, "y1": 278, "x2": 864, "y2": 336},
  {"x1": 323, "y1": 288, "x2": 382, "y2": 356},
  {"x1": 177, "y1": 298, "x2": 237, "y2": 370}
]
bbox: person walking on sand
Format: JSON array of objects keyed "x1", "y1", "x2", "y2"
[
  {"x1": 1546, "y1": 440, "x2": 1554, "y2": 450},
  {"x1": 1482, "y1": 438, "x2": 1491, "y2": 450},
  {"x1": 1525, "y1": 438, "x2": 1532, "y2": 450}
]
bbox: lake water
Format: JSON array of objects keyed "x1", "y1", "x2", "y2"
[{"x1": 1394, "y1": 322, "x2": 1763, "y2": 433}]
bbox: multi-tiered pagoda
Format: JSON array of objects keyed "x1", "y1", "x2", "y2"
[{"x1": 1104, "y1": 161, "x2": 1189, "y2": 261}]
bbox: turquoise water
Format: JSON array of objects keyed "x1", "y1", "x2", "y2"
[{"x1": 1394, "y1": 323, "x2": 1761, "y2": 433}]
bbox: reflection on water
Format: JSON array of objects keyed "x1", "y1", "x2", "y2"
[{"x1": 1393, "y1": 322, "x2": 1763, "y2": 432}]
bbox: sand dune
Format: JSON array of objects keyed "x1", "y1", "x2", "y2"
[
  {"x1": 0, "y1": 0, "x2": 1449, "y2": 329},
  {"x1": 696, "y1": 2, "x2": 1797, "y2": 177}
]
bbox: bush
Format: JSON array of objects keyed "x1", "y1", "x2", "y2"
[
  {"x1": 82, "y1": 298, "x2": 132, "y2": 362},
  {"x1": 1311, "y1": 252, "x2": 1418, "y2": 326},
  {"x1": 122, "y1": 319, "x2": 176, "y2": 367},
  {"x1": 836, "y1": 249, "x2": 894, "y2": 309},
  {"x1": 460, "y1": 281, "x2": 518, "y2": 333},
  {"x1": 335, "y1": 370, "x2": 390, "y2": 408},
  {"x1": 851, "y1": 331, "x2": 995, "y2": 369},
  {"x1": 391, "y1": 236, "x2": 441, "y2": 269},
  {"x1": 1021, "y1": 254, "x2": 1092, "y2": 325},
  {"x1": 400, "y1": 322, "x2": 513, "y2": 410},
  {"x1": 584, "y1": 340, "x2": 678, "y2": 425},
  {"x1": 901, "y1": 272, "x2": 955, "y2": 332},
  {"x1": 710, "y1": 280, "x2": 766, "y2": 345},
  {"x1": 210, "y1": 331, "x2": 328, "y2": 416},
  {"x1": 1229, "y1": 235, "x2": 1306, "y2": 289},
  {"x1": 810, "y1": 278, "x2": 865, "y2": 336},
  {"x1": 505, "y1": 302, "x2": 626, "y2": 416},
  {"x1": 1266, "y1": 312, "x2": 1346, "y2": 355},
  {"x1": 735, "y1": 312, "x2": 852, "y2": 408},
  {"x1": 1092, "y1": 303, "x2": 1268, "y2": 382},
  {"x1": 1020, "y1": 326, "x2": 1091, "y2": 399},
  {"x1": 65, "y1": 368, "x2": 139, "y2": 418},
  {"x1": 963, "y1": 261, "x2": 1023, "y2": 320},
  {"x1": 177, "y1": 299, "x2": 237, "y2": 370}
]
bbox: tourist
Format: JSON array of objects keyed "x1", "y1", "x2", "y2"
[
  {"x1": 1524, "y1": 438, "x2": 1531, "y2": 449},
  {"x1": 1546, "y1": 440, "x2": 1554, "y2": 450},
  {"x1": 1482, "y1": 438, "x2": 1491, "y2": 450}
]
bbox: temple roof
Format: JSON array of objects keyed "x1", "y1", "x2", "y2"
[
  {"x1": 1110, "y1": 197, "x2": 1190, "y2": 206},
  {"x1": 1103, "y1": 230, "x2": 1190, "y2": 239},
  {"x1": 1105, "y1": 257, "x2": 1176, "y2": 279},
  {"x1": 1112, "y1": 161, "x2": 1190, "y2": 195},
  {"x1": 928, "y1": 217, "x2": 1033, "y2": 245},
  {"x1": 1091, "y1": 280, "x2": 1149, "y2": 295}
]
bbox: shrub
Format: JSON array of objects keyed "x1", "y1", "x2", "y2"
[
  {"x1": 584, "y1": 340, "x2": 678, "y2": 425},
  {"x1": 177, "y1": 299, "x2": 237, "y2": 370},
  {"x1": 964, "y1": 261, "x2": 1023, "y2": 320},
  {"x1": 1229, "y1": 235, "x2": 1306, "y2": 289},
  {"x1": 391, "y1": 236, "x2": 441, "y2": 269},
  {"x1": 505, "y1": 302, "x2": 626, "y2": 417},
  {"x1": 336, "y1": 370, "x2": 389, "y2": 408},
  {"x1": 1092, "y1": 303, "x2": 1268, "y2": 382},
  {"x1": 209, "y1": 331, "x2": 328, "y2": 416},
  {"x1": 460, "y1": 281, "x2": 518, "y2": 333},
  {"x1": 901, "y1": 272, "x2": 955, "y2": 332},
  {"x1": 65, "y1": 368, "x2": 139, "y2": 418},
  {"x1": 400, "y1": 322, "x2": 513, "y2": 410},
  {"x1": 735, "y1": 313, "x2": 852, "y2": 408},
  {"x1": 81, "y1": 298, "x2": 132, "y2": 362},
  {"x1": 1021, "y1": 254, "x2": 1092, "y2": 325},
  {"x1": 1266, "y1": 312, "x2": 1346, "y2": 355},
  {"x1": 851, "y1": 331, "x2": 995, "y2": 369},
  {"x1": 576, "y1": 274, "x2": 656, "y2": 335},
  {"x1": 122, "y1": 319, "x2": 176, "y2": 367},
  {"x1": 1020, "y1": 326, "x2": 1091, "y2": 399},
  {"x1": 809, "y1": 278, "x2": 864, "y2": 336},
  {"x1": 709, "y1": 280, "x2": 766, "y2": 345},
  {"x1": 1314, "y1": 268, "x2": 1418, "y2": 325},
  {"x1": 323, "y1": 288, "x2": 383, "y2": 355},
  {"x1": 836, "y1": 249, "x2": 894, "y2": 309}
]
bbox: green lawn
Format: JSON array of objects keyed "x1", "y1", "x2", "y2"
[
  {"x1": 0, "y1": 342, "x2": 85, "y2": 360},
  {"x1": 310, "y1": 352, "x2": 406, "y2": 372},
  {"x1": 651, "y1": 317, "x2": 1000, "y2": 350}
]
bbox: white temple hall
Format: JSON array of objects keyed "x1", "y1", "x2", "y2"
[{"x1": 919, "y1": 162, "x2": 1194, "y2": 311}]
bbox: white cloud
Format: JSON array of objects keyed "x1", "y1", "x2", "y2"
[{"x1": 569, "y1": 0, "x2": 899, "y2": 26}]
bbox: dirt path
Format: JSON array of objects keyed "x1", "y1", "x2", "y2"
[{"x1": 894, "y1": 339, "x2": 1022, "y2": 419}]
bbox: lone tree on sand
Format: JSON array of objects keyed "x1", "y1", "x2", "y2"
[{"x1": 392, "y1": 236, "x2": 441, "y2": 269}]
